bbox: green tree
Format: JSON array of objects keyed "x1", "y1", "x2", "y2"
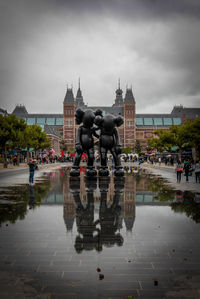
[
  {"x1": 122, "y1": 147, "x2": 132, "y2": 154},
  {"x1": 60, "y1": 139, "x2": 68, "y2": 152},
  {"x1": 23, "y1": 125, "x2": 51, "y2": 161},
  {"x1": 0, "y1": 115, "x2": 27, "y2": 167},
  {"x1": 147, "y1": 127, "x2": 183, "y2": 157},
  {"x1": 134, "y1": 140, "x2": 142, "y2": 154},
  {"x1": 147, "y1": 119, "x2": 200, "y2": 160},
  {"x1": 178, "y1": 118, "x2": 200, "y2": 160}
]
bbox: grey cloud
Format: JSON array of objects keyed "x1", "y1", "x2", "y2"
[{"x1": 0, "y1": 0, "x2": 200, "y2": 114}]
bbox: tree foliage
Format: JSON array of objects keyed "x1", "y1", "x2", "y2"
[
  {"x1": 147, "y1": 118, "x2": 200, "y2": 159},
  {"x1": 122, "y1": 147, "x2": 132, "y2": 154},
  {"x1": 0, "y1": 115, "x2": 27, "y2": 167},
  {"x1": 134, "y1": 140, "x2": 142, "y2": 154},
  {"x1": 60, "y1": 139, "x2": 68, "y2": 151},
  {"x1": 0, "y1": 115, "x2": 51, "y2": 167}
]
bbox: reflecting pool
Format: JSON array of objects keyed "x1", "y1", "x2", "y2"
[{"x1": 0, "y1": 167, "x2": 200, "y2": 299}]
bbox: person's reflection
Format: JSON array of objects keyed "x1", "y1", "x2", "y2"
[
  {"x1": 70, "y1": 177, "x2": 99, "y2": 253},
  {"x1": 28, "y1": 185, "x2": 35, "y2": 209},
  {"x1": 97, "y1": 177, "x2": 124, "y2": 249}
]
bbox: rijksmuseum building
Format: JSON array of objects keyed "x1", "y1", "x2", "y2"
[{"x1": 11, "y1": 80, "x2": 200, "y2": 153}]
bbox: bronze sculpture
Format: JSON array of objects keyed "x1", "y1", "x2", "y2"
[{"x1": 70, "y1": 108, "x2": 124, "y2": 177}]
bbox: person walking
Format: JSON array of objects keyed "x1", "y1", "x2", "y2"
[
  {"x1": 28, "y1": 159, "x2": 37, "y2": 185},
  {"x1": 175, "y1": 160, "x2": 183, "y2": 183},
  {"x1": 195, "y1": 161, "x2": 200, "y2": 183},
  {"x1": 183, "y1": 160, "x2": 190, "y2": 182}
]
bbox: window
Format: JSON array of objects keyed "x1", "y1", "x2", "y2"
[
  {"x1": 144, "y1": 195, "x2": 153, "y2": 202},
  {"x1": 46, "y1": 118, "x2": 55, "y2": 125},
  {"x1": 144, "y1": 118, "x2": 153, "y2": 125},
  {"x1": 126, "y1": 192, "x2": 134, "y2": 201},
  {"x1": 153, "y1": 118, "x2": 163, "y2": 126},
  {"x1": 173, "y1": 118, "x2": 181, "y2": 125},
  {"x1": 37, "y1": 118, "x2": 45, "y2": 124},
  {"x1": 56, "y1": 118, "x2": 63, "y2": 125},
  {"x1": 136, "y1": 194, "x2": 143, "y2": 203},
  {"x1": 136, "y1": 118, "x2": 143, "y2": 125},
  {"x1": 126, "y1": 120, "x2": 133, "y2": 128},
  {"x1": 163, "y1": 118, "x2": 172, "y2": 126},
  {"x1": 65, "y1": 120, "x2": 73, "y2": 127},
  {"x1": 27, "y1": 118, "x2": 36, "y2": 125},
  {"x1": 136, "y1": 131, "x2": 144, "y2": 138}
]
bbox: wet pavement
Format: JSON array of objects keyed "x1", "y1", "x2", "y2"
[
  {"x1": 0, "y1": 166, "x2": 200, "y2": 299},
  {"x1": 141, "y1": 163, "x2": 200, "y2": 193}
]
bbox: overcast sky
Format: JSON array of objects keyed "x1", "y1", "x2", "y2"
[{"x1": 0, "y1": 0, "x2": 200, "y2": 114}]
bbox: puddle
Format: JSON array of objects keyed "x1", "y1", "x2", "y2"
[{"x1": 0, "y1": 167, "x2": 200, "y2": 298}]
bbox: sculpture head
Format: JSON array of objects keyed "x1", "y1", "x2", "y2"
[
  {"x1": 75, "y1": 108, "x2": 95, "y2": 128},
  {"x1": 94, "y1": 111, "x2": 124, "y2": 131}
]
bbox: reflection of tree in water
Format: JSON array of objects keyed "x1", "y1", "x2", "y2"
[
  {"x1": 70, "y1": 176, "x2": 124, "y2": 253},
  {"x1": 171, "y1": 191, "x2": 200, "y2": 223},
  {"x1": 144, "y1": 173, "x2": 200, "y2": 223},
  {"x1": 146, "y1": 174, "x2": 176, "y2": 202},
  {"x1": 0, "y1": 180, "x2": 51, "y2": 225}
]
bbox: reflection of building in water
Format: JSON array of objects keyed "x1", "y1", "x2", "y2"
[
  {"x1": 63, "y1": 173, "x2": 136, "y2": 234},
  {"x1": 136, "y1": 170, "x2": 149, "y2": 191},
  {"x1": 123, "y1": 176, "x2": 136, "y2": 231},
  {"x1": 63, "y1": 175, "x2": 76, "y2": 231}
]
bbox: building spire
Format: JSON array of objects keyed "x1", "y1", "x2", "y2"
[
  {"x1": 118, "y1": 78, "x2": 120, "y2": 89},
  {"x1": 78, "y1": 77, "x2": 80, "y2": 89}
]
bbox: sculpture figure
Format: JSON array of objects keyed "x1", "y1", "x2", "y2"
[
  {"x1": 70, "y1": 108, "x2": 97, "y2": 177},
  {"x1": 94, "y1": 110, "x2": 124, "y2": 176}
]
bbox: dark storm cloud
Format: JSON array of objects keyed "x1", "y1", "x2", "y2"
[
  {"x1": 53, "y1": 0, "x2": 200, "y2": 19},
  {"x1": 0, "y1": 0, "x2": 200, "y2": 113}
]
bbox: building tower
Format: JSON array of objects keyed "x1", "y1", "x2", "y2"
[
  {"x1": 63, "y1": 86, "x2": 76, "y2": 149},
  {"x1": 123, "y1": 86, "x2": 136, "y2": 148},
  {"x1": 75, "y1": 78, "x2": 85, "y2": 108},
  {"x1": 113, "y1": 79, "x2": 124, "y2": 107}
]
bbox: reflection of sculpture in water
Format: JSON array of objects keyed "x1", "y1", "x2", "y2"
[
  {"x1": 70, "y1": 176, "x2": 124, "y2": 253},
  {"x1": 97, "y1": 177, "x2": 124, "y2": 249},
  {"x1": 71, "y1": 177, "x2": 99, "y2": 253}
]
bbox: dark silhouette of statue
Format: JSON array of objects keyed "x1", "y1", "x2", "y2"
[
  {"x1": 70, "y1": 176, "x2": 124, "y2": 253},
  {"x1": 97, "y1": 177, "x2": 124, "y2": 248},
  {"x1": 94, "y1": 110, "x2": 124, "y2": 176},
  {"x1": 70, "y1": 108, "x2": 97, "y2": 177},
  {"x1": 70, "y1": 177, "x2": 100, "y2": 253}
]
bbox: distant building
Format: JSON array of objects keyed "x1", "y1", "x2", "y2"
[{"x1": 9, "y1": 80, "x2": 200, "y2": 152}]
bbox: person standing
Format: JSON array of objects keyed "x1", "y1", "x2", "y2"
[
  {"x1": 183, "y1": 160, "x2": 190, "y2": 182},
  {"x1": 28, "y1": 159, "x2": 36, "y2": 185},
  {"x1": 195, "y1": 161, "x2": 200, "y2": 183},
  {"x1": 175, "y1": 160, "x2": 183, "y2": 183}
]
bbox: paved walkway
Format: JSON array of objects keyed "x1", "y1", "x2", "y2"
[
  {"x1": 0, "y1": 163, "x2": 70, "y2": 188},
  {"x1": 141, "y1": 163, "x2": 200, "y2": 193}
]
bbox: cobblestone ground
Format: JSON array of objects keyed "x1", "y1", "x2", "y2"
[{"x1": 0, "y1": 166, "x2": 200, "y2": 299}]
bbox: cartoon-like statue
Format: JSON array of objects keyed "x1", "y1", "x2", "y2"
[
  {"x1": 70, "y1": 108, "x2": 97, "y2": 177},
  {"x1": 94, "y1": 110, "x2": 124, "y2": 176}
]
